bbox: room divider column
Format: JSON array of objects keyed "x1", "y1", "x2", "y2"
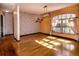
[
  {"x1": 16, "y1": 5, "x2": 20, "y2": 54},
  {"x1": 14, "y1": 5, "x2": 20, "y2": 41}
]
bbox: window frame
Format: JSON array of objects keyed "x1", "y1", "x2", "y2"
[{"x1": 51, "y1": 13, "x2": 77, "y2": 34}]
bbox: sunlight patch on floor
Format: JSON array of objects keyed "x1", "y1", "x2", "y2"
[
  {"x1": 42, "y1": 39, "x2": 50, "y2": 42},
  {"x1": 42, "y1": 43, "x2": 49, "y2": 46},
  {"x1": 57, "y1": 39, "x2": 72, "y2": 43},
  {"x1": 47, "y1": 36, "x2": 57, "y2": 39},
  {"x1": 53, "y1": 42, "x2": 61, "y2": 46},
  {"x1": 35, "y1": 36, "x2": 61, "y2": 49},
  {"x1": 35, "y1": 36, "x2": 75, "y2": 51}
]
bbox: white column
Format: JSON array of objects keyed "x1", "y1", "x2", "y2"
[
  {"x1": 17, "y1": 5, "x2": 20, "y2": 41},
  {"x1": 14, "y1": 5, "x2": 20, "y2": 41}
]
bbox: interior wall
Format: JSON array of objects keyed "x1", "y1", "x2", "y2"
[
  {"x1": 40, "y1": 4, "x2": 79, "y2": 39},
  {"x1": 13, "y1": 13, "x2": 17, "y2": 39},
  {"x1": 20, "y1": 12, "x2": 40, "y2": 36},
  {"x1": 3, "y1": 12, "x2": 13, "y2": 35},
  {"x1": 40, "y1": 16, "x2": 51, "y2": 34}
]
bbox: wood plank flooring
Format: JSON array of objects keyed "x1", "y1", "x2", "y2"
[
  {"x1": 0, "y1": 37, "x2": 17, "y2": 56},
  {"x1": 1, "y1": 33, "x2": 79, "y2": 56}
]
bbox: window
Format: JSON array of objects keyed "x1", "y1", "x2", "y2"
[{"x1": 52, "y1": 14, "x2": 76, "y2": 34}]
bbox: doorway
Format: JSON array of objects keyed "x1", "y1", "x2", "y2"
[{"x1": 0, "y1": 15, "x2": 3, "y2": 37}]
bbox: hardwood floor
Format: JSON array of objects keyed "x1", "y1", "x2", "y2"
[
  {"x1": 1, "y1": 33, "x2": 79, "y2": 56},
  {"x1": 18, "y1": 33, "x2": 79, "y2": 56},
  {"x1": 0, "y1": 37, "x2": 17, "y2": 56}
]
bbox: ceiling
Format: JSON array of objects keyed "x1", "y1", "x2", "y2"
[{"x1": 0, "y1": 3, "x2": 77, "y2": 15}]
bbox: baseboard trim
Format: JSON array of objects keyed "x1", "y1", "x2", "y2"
[
  {"x1": 4, "y1": 34, "x2": 13, "y2": 36},
  {"x1": 20, "y1": 32, "x2": 40, "y2": 37},
  {"x1": 13, "y1": 36, "x2": 21, "y2": 42},
  {"x1": 39, "y1": 32, "x2": 50, "y2": 36},
  {"x1": 20, "y1": 32, "x2": 78, "y2": 42},
  {"x1": 39, "y1": 32, "x2": 79, "y2": 42}
]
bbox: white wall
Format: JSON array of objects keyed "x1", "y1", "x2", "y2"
[
  {"x1": 20, "y1": 13, "x2": 40, "y2": 36},
  {"x1": 14, "y1": 13, "x2": 17, "y2": 39},
  {"x1": 2, "y1": 12, "x2": 40, "y2": 39},
  {"x1": 3, "y1": 12, "x2": 13, "y2": 35}
]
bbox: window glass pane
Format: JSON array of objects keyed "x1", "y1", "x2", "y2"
[
  {"x1": 69, "y1": 21, "x2": 74, "y2": 27},
  {"x1": 63, "y1": 20, "x2": 68, "y2": 23},
  {"x1": 62, "y1": 14, "x2": 66, "y2": 19},
  {"x1": 63, "y1": 27, "x2": 75, "y2": 34},
  {"x1": 67, "y1": 14, "x2": 71, "y2": 18},
  {"x1": 52, "y1": 19, "x2": 55, "y2": 26},
  {"x1": 53, "y1": 27, "x2": 55, "y2": 30},
  {"x1": 68, "y1": 28, "x2": 74, "y2": 34},
  {"x1": 55, "y1": 28, "x2": 61, "y2": 32},
  {"x1": 63, "y1": 27, "x2": 70, "y2": 33},
  {"x1": 53, "y1": 27, "x2": 61, "y2": 32},
  {"x1": 58, "y1": 15, "x2": 62, "y2": 19},
  {"x1": 70, "y1": 29, "x2": 74, "y2": 34},
  {"x1": 70, "y1": 18, "x2": 74, "y2": 20},
  {"x1": 56, "y1": 23, "x2": 61, "y2": 27},
  {"x1": 72, "y1": 14, "x2": 76, "y2": 17},
  {"x1": 57, "y1": 20, "x2": 61, "y2": 23},
  {"x1": 54, "y1": 22, "x2": 57, "y2": 26},
  {"x1": 52, "y1": 13, "x2": 76, "y2": 34},
  {"x1": 52, "y1": 20, "x2": 57, "y2": 26}
]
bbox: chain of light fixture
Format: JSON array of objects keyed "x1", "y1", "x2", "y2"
[
  {"x1": 35, "y1": 5, "x2": 48, "y2": 23},
  {"x1": 43, "y1": 5, "x2": 47, "y2": 13}
]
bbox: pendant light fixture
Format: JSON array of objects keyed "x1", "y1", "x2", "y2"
[{"x1": 35, "y1": 5, "x2": 48, "y2": 23}]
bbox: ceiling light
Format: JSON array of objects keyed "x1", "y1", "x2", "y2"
[{"x1": 5, "y1": 10, "x2": 9, "y2": 12}]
